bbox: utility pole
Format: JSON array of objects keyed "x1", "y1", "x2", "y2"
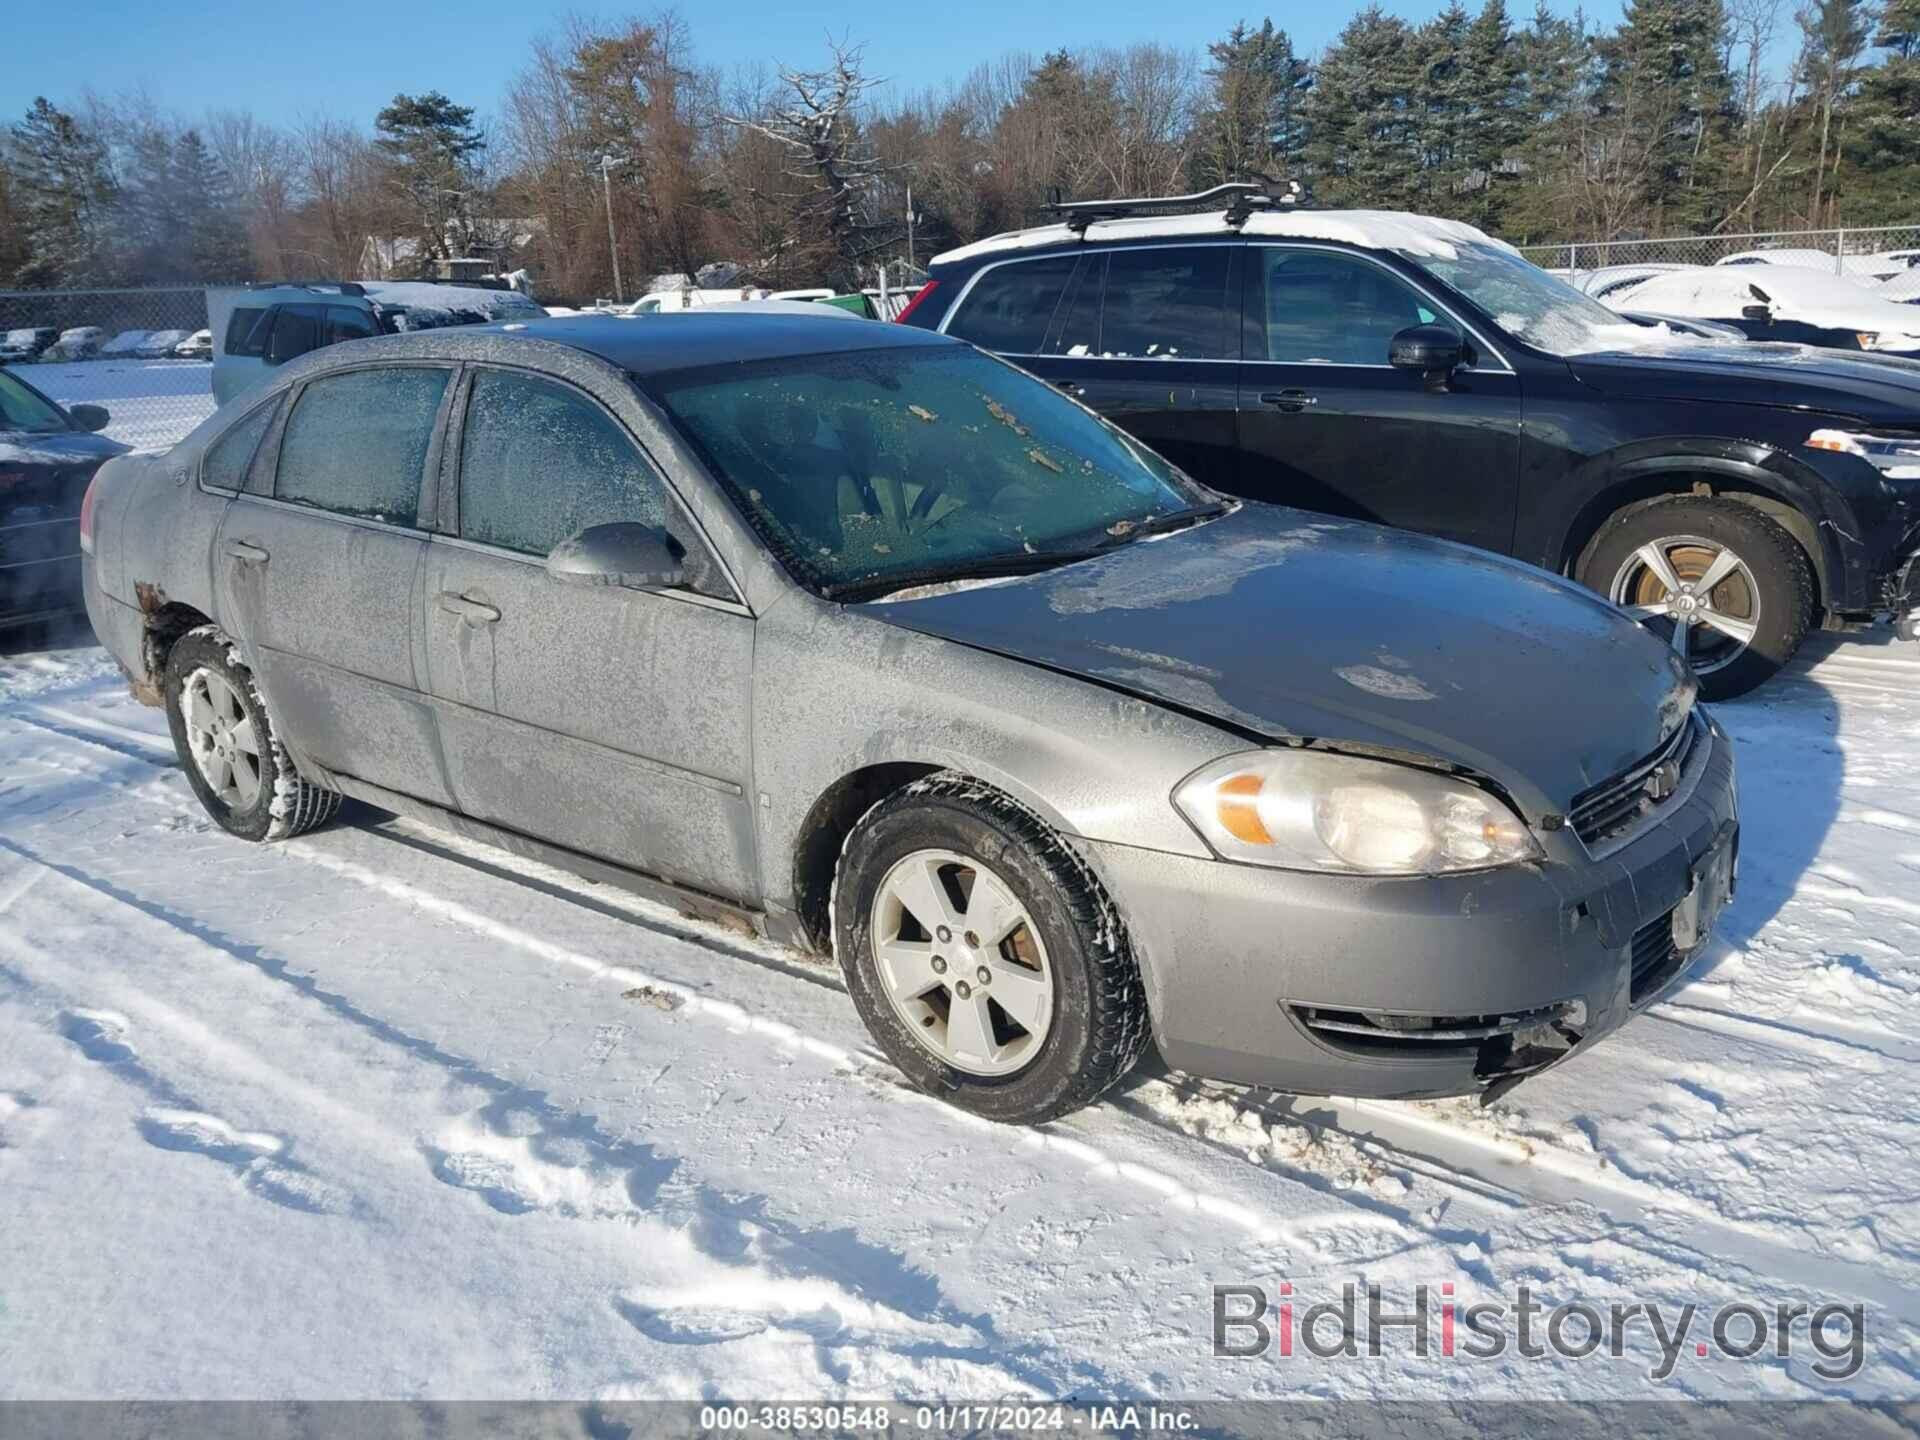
[
  {"x1": 905, "y1": 184, "x2": 915, "y2": 271},
  {"x1": 597, "y1": 154, "x2": 629, "y2": 302}
]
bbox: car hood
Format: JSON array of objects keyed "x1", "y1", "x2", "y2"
[
  {"x1": 864, "y1": 506, "x2": 1694, "y2": 815},
  {"x1": 0, "y1": 428, "x2": 129, "y2": 467},
  {"x1": 1568, "y1": 343, "x2": 1920, "y2": 425}
]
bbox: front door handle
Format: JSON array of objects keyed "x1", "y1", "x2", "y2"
[
  {"x1": 1259, "y1": 390, "x2": 1318, "y2": 412},
  {"x1": 436, "y1": 591, "x2": 501, "y2": 625},
  {"x1": 1050, "y1": 379, "x2": 1087, "y2": 398},
  {"x1": 222, "y1": 539, "x2": 269, "y2": 565}
]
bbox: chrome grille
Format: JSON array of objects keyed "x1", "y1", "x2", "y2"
[{"x1": 1569, "y1": 716, "x2": 1700, "y2": 848}]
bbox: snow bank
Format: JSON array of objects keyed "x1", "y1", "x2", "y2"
[{"x1": 933, "y1": 208, "x2": 1516, "y2": 267}]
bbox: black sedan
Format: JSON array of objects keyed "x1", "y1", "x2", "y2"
[{"x1": 1, "y1": 368, "x2": 127, "y2": 630}]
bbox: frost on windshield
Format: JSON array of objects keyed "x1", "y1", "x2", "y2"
[
  {"x1": 648, "y1": 348, "x2": 1202, "y2": 594},
  {"x1": 1411, "y1": 243, "x2": 1710, "y2": 356}
]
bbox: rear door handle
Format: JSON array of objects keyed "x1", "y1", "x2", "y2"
[
  {"x1": 436, "y1": 591, "x2": 500, "y2": 625},
  {"x1": 1259, "y1": 390, "x2": 1318, "y2": 412},
  {"x1": 222, "y1": 539, "x2": 269, "y2": 565}
]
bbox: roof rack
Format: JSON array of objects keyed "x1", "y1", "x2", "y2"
[
  {"x1": 1043, "y1": 180, "x2": 1305, "y2": 235},
  {"x1": 232, "y1": 280, "x2": 368, "y2": 297}
]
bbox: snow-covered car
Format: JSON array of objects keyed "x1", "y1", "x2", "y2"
[
  {"x1": 1715, "y1": 248, "x2": 1905, "y2": 281},
  {"x1": 134, "y1": 328, "x2": 192, "y2": 359},
  {"x1": 0, "y1": 327, "x2": 58, "y2": 363},
  {"x1": 99, "y1": 329, "x2": 154, "y2": 358},
  {"x1": 45, "y1": 327, "x2": 106, "y2": 361},
  {"x1": 173, "y1": 329, "x2": 213, "y2": 359},
  {"x1": 81, "y1": 313, "x2": 1739, "y2": 1122},
  {"x1": 1618, "y1": 267, "x2": 1920, "y2": 357},
  {"x1": 209, "y1": 281, "x2": 547, "y2": 404},
  {"x1": 1616, "y1": 311, "x2": 1748, "y2": 341},
  {"x1": 1572, "y1": 263, "x2": 1698, "y2": 301}
]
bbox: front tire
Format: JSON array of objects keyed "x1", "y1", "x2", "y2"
[
  {"x1": 163, "y1": 626, "x2": 340, "y2": 841},
  {"x1": 833, "y1": 773, "x2": 1150, "y2": 1124},
  {"x1": 1578, "y1": 497, "x2": 1814, "y2": 700}
]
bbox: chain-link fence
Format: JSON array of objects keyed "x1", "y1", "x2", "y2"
[
  {"x1": 1, "y1": 286, "x2": 218, "y2": 450},
  {"x1": 1518, "y1": 224, "x2": 1920, "y2": 294}
]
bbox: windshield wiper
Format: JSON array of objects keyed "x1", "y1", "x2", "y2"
[
  {"x1": 822, "y1": 547, "x2": 1105, "y2": 603},
  {"x1": 1090, "y1": 501, "x2": 1234, "y2": 549}
]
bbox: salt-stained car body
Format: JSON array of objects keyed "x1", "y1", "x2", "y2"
[
  {"x1": 82, "y1": 314, "x2": 1738, "y2": 1122},
  {"x1": 1, "y1": 367, "x2": 127, "y2": 627}
]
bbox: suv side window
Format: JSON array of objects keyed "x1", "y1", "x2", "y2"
[
  {"x1": 457, "y1": 369, "x2": 729, "y2": 599},
  {"x1": 1096, "y1": 246, "x2": 1236, "y2": 359},
  {"x1": 265, "y1": 304, "x2": 327, "y2": 365},
  {"x1": 1256, "y1": 248, "x2": 1438, "y2": 366},
  {"x1": 275, "y1": 367, "x2": 449, "y2": 525},
  {"x1": 944, "y1": 256, "x2": 1079, "y2": 354},
  {"x1": 325, "y1": 305, "x2": 377, "y2": 346},
  {"x1": 225, "y1": 306, "x2": 267, "y2": 357},
  {"x1": 202, "y1": 397, "x2": 281, "y2": 492}
]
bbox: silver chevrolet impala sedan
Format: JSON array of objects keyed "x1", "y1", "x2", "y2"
[{"x1": 80, "y1": 314, "x2": 1737, "y2": 1122}]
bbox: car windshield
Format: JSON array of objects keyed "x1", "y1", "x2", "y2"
[
  {"x1": 644, "y1": 345, "x2": 1216, "y2": 597},
  {"x1": 0, "y1": 372, "x2": 71, "y2": 434},
  {"x1": 1404, "y1": 241, "x2": 1677, "y2": 356}
]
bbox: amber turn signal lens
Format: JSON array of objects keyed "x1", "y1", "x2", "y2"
[{"x1": 1216, "y1": 773, "x2": 1273, "y2": 846}]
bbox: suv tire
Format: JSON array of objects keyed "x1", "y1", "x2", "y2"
[
  {"x1": 163, "y1": 626, "x2": 340, "y2": 841},
  {"x1": 833, "y1": 772, "x2": 1151, "y2": 1124},
  {"x1": 1580, "y1": 497, "x2": 1814, "y2": 701}
]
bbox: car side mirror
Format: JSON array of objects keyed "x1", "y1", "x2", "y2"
[
  {"x1": 68, "y1": 403, "x2": 111, "y2": 433},
  {"x1": 1389, "y1": 324, "x2": 1465, "y2": 389},
  {"x1": 1740, "y1": 304, "x2": 1772, "y2": 323},
  {"x1": 547, "y1": 521, "x2": 687, "y2": 592}
]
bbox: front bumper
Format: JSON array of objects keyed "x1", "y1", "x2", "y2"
[
  {"x1": 1089, "y1": 719, "x2": 1738, "y2": 1100},
  {"x1": 1897, "y1": 549, "x2": 1920, "y2": 642}
]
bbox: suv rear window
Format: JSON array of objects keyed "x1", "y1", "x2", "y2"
[
  {"x1": 225, "y1": 307, "x2": 267, "y2": 358},
  {"x1": 944, "y1": 256, "x2": 1078, "y2": 354}
]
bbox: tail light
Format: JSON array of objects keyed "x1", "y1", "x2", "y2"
[
  {"x1": 79, "y1": 470, "x2": 101, "y2": 555},
  {"x1": 892, "y1": 280, "x2": 939, "y2": 325}
]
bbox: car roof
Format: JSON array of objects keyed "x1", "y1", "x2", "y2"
[
  {"x1": 463, "y1": 311, "x2": 956, "y2": 376},
  {"x1": 928, "y1": 208, "x2": 1514, "y2": 270}
]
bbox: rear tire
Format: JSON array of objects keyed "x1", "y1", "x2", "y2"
[
  {"x1": 1578, "y1": 497, "x2": 1813, "y2": 700},
  {"x1": 163, "y1": 626, "x2": 339, "y2": 841},
  {"x1": 833, "y1": 773, "x2": 1150, "y2": 1124}
]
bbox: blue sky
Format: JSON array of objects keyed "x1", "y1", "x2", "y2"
[{"x1": 2, "y1": 0, "x2": 1651, "y2": 132}]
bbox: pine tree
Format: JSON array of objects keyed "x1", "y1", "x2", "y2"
[
  {"x1": 1302, "y1": 6, "x2": 1422, "y2": 208},
  {"x1": 1794, "y1": 0, "x2": 1873, "y2": 222},
  {"x1": 1841, "y1": 0, "x2": 1920, "y2": 218},
  {"x1": 1412, "y1": 2, "x2": 1474, "y2": 210},
  {"x1": 8, "y1": 97, "x2": 118, "y2": 286},
  {"x1": 1460, "y1": 0, "x2": 1526, "y2": 227},
  {"x1": 1192, "y1": 21, "x2": 1312, "y2": 187},
  {"x1": 1592, "y1": 0, "x2": 1736, "y2": 231},
  {"x1": 174, "y1": 131, "x2": 253, "y2": 280},
  {"x1": 373, "y1": 91, "x2": 486, "y2": 270}
]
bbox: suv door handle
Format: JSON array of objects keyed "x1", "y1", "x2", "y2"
[
  {"x1": 436, "y1": 591, "x2": 500, "y2": 625},
  {"x1": 1260, "y1": 390, "x2": 1318, "y2": 412},
  {"x1": 222, "y1": 539, "x2": 270, "y2": 565}
]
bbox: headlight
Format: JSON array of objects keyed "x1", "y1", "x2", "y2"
[
  {"x1": 1807, "y1": 428, "x2": 1920, "y2": 479},
  {"x1": 1173, "y1": 750, "x2": 1542, "y2": 876}
]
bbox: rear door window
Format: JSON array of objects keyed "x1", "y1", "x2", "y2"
[
  {"x1": 202, "y1": 398, "x2": 281, "y2": 492},
  {"x1": 325, "y1": 305, "x2": 377, "y2": 346},
  {"x1": 274, "y1": 367, "x2": 449, "y2": 525},
  {"x1": 1097, "y1": 247, "x2": 1236, "y2": 360},
  {"x1": 944, "y1": 256, "x2": 1079, "y2": 354}
]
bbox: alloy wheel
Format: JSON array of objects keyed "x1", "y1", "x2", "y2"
[
  {"x1": 869, "y1": 848, "x2": 1054, "y2": 1076},
  {"x1": 1609, "y1": 535, "x2": 1761, "y2": 676},
  {"x1": 183, "y1": 667, "x2": 264, "y2": 811}
]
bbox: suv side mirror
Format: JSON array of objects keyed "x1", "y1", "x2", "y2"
[
  {"x1": 1740, "y1": 304, "x2": 1772, "y2": 323},
  {"x1": 1389, "y1": 325, "x2": 1466, "y2": 387},
  {"x1": 547, "y1": 522, "x2": 686, "y2": 592},
  {"x1": 68, "y1": 403, "x2": 111, "y2": 433}
]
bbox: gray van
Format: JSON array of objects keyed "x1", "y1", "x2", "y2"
[{"x1": 210, "y1": 281, "x2": 545, "y2": 405}]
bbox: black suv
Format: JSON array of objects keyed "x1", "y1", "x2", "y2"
[{"x1": 899, "y1": 193, "x2": 1920, "y2": 697}]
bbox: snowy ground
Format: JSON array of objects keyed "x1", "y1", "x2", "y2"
[
  {"x1": 1, "y1": 625, "x2": 1917, "y2": 1404},
  {"x1": 25, "y1": 359, "x2": 215, "y2": 450}
]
